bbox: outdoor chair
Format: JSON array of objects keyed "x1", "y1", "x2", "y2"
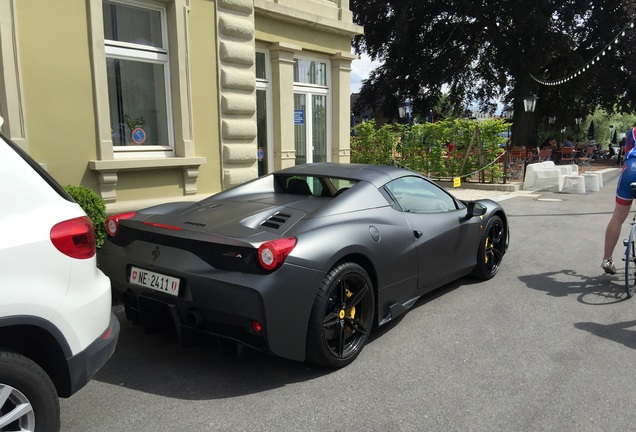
[
  {"x1": 560, "y1": 146, "x2": 575, "y2": 164},
  {"x1": 507, "y1": 147, "x2": 527, "y2": 180},
  {"x1": 576, "y1": 146, "x2": 594, "y2": 169},
  {"x1": 538, "y1": 148, "x2": 553, "y2": 162}
]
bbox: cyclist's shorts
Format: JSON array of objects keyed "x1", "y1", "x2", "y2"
[{"x1": 616, "y1": 158, "x2": 636, "y2": 205}]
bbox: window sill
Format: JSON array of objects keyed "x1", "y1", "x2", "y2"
[
  {"x1": 89, "y1": 157, "x2": 206, "y2": 171},
  {"x1": 89, "y1": 157, "x2": 207, "y2": 203}
]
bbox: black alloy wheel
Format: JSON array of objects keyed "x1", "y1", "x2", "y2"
[
  {"x1": 471, "y1": 215, "x2": 505, "y2": 280},
  {"x1": 306, "y1": 262, "x2": 375, "y2": 368}
]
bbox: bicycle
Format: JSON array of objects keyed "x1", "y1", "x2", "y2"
[{"x1": 623, "y1": 183, "x2": 636, "y2": 297}]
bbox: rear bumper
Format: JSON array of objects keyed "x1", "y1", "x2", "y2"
[
  {"x1": 65, "y1": 312, "x2": 119, "y2": 396},
  {"x1": 100, "y1": 242, "x2": 324, "y2": 362}
]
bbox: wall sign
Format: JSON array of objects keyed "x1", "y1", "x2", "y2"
[{"x1": 294, "y1": 110, "x2": 304, "y2": 125}]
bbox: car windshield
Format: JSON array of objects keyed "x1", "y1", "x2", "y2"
[{"x1": 277, "y1": 175, "x2": 358, "y2": 197}]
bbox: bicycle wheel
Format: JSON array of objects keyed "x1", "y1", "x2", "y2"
[{"x1": 625, "y1": 224, "x2": 636, "y2": 298}]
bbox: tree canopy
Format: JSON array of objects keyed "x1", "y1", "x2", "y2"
[{"x1": 351, "y1": 0, "x2": 636, "y2": 145}]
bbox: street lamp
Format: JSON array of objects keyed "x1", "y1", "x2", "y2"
[
  {"x1": 523, "y1": 93, "x2": 538, "y2": 180},
  {"x1": 523, "y1": 93, "x2": 538, "y2": 114},
  {"x1": 575, "y1": 117, "x2": 582, "y2": 145}
]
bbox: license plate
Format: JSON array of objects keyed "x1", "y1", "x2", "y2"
[{"x1": 129, "y1": 266, "x2": 180, "y2": 296}]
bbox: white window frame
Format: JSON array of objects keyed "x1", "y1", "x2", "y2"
[
  {"x1": 256, "y1": 48, "x2": 274, "y2": 174},
  {"x1": 104, "y1": 0, "x2": 174, "y2": 158},
  {"x1": 293, "y1": 55, "x2": 331, "y2": 164}
]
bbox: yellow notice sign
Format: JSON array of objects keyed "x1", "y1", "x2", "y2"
[{"x1": 453, "y1": 177, "x2": 461, "y2": 188}]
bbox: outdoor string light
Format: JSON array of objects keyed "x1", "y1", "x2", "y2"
[{"x1": 529, "y1": 21, "x2": 634, "y2": 87}]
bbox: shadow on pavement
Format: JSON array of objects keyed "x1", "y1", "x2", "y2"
[
  {"x1": 93, "y1": 306, "x2": 330, "y2": 400},
  {"x1": 519, "y1": 269, "x2": 627, "y2": 304}
]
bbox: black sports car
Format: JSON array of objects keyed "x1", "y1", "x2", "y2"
[{"x1": 99, "y1": 163, "x2": 508, "y2": 367}]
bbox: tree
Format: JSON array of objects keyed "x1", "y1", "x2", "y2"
[{"x1": 351, "y1": 0, "x2": 636, "y2": 146}]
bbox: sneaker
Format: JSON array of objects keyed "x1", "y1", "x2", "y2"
[{"x1": 601, "y1": 259, "x2": 617, "y2": 275}]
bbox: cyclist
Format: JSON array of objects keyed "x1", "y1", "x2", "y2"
[{"x1": 602, "y1": 125, "x2": 636, "y2": 274}]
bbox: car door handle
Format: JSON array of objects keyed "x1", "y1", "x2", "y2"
[{"x1": 413, "y1": 230, "x2": 423, "y2": 239}]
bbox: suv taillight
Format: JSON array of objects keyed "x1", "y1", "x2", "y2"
[
  {"x1": 258, "y1": 238, "x2": 297, "y2": 271},
  {"x1": 50, "y1": 216, "x2": 96, "y2": 259}
]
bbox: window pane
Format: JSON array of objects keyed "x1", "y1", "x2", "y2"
[
  {"x1": 107, "y1": 58, "x2": 168, "y2": 146},
  {"x1": 103, "y1": 1, "x2": 163, "y2": 48},
  {"x1": 312, "y1": 95, "x2": 327, "y2": 163},
  {"x1": 294, "y1": 59, "x2": 326, "y2": 86},
  {"x1": 257, "y1": 90, "x2": 268, "y2": 176},
  {"x1": 294, "y1": 94, "x2": 306, "y2": 165},
  {"x1": 256, "y1": 52, "x2": 267, "y2": 80}
]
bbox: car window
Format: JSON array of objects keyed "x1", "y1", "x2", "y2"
[
  {"x1": 279, "y1": 175, "x2": 358, "y2": 197},
  {"x1": 385, "y1": 176, "x2": 458, "y2": 213}
]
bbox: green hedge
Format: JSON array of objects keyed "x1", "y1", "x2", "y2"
[
  {"x1": 351, "y1": 118, "x2": 507, "y2": 183},
  {"x1": 64, "y1": 185, "x2": 106, "y2": 249}
]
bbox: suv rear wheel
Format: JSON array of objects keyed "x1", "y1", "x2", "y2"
[{"x1": 0, "y1": 350, "x2": 60, "y2": 432}]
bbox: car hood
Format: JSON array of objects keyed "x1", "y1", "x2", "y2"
[{"x1": 139, "y1": 194, "x2": 326, "y2": 240}]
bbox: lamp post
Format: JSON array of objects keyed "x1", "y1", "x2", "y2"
[
  {"x1": 548, "y1": 116, "x2": 556, "y2": 139},
  {"x1": 575, "y1": 117, "x2": 582, "y2": 145},
  {"x1": 523, "y1": 93, "x2": 538, "y2": 180},
  {"x1": 503, "y1": 106, "x2": 514, "y2": 145},
  {"x1": 502, "y1": 106, "x2": 514, "y2": 184},
  {"x1": 561, "y1": 127, "x2": 566, "y2": 145}
]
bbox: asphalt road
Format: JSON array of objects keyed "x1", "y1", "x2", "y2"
[{"x1": 61, "y1": 167, "x2": 636, "y2": 432}]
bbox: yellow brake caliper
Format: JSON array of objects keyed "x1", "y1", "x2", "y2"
[
  {"x1": 484, "y1": 237, "x2": 490, "y2": 264},
  {"x1": 344, "y1": 288, "x2": 355, "y2": 320}
]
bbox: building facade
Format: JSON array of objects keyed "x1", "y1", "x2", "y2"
[{"x1": 0, "y1": 0, "x2": 361, "y2": 213}]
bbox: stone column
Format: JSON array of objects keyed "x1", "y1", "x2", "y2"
[
  {"x1": 270, "y1": 42, "x2": 299, "y2": 170},
  {"x1": 217, "y1": 0, "x2": 258, "y2": 188},
  {"x1": 331, "y1": 51, "x2": 357, "y2": 163}
]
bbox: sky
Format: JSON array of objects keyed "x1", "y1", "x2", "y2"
[{"x1": 350, "y1": 52, "x2": 381, "y2": 94}]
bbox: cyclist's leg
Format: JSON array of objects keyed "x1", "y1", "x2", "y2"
[
  {"x1": 603, "y1": 160, "x2": 636, "y2": 263},
  {"x1": 604, "y1": 202, "x2": 632, "y2": 261}
]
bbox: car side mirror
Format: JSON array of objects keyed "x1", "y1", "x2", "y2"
[{"x1": 466, "y1": 202, "x2": 487, "y2": 218}]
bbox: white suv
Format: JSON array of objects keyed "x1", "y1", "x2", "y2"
[{"x1": 0, "y1": 126, "x2": 119, "y2": 431}]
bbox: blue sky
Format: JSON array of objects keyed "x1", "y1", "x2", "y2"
[{"x1": 350, "y1": 52, "x2": 381, "y2": 94}]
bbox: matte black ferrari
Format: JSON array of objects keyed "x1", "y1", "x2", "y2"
[{"x1": 99, "y1": 163, "x2": 509, "y2": 368}]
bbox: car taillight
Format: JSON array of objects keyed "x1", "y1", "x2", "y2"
[
  {"x1": 258, "y1": 238, "x2": 297, "y2": 271},
  {"x1": 50, "y1": 216, "x2": 96, "y2": 259},
  {"x1": 105, "y1": 212, "x2": 136, "y2": 237}
]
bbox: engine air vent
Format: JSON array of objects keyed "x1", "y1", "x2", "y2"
[{"x1": 261, "y1": 212, "x2": 292, "y2": 229}]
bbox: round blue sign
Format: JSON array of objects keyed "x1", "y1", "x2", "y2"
[{"x1": 132, "y1": 128, "x2": 147, "y2": 144}]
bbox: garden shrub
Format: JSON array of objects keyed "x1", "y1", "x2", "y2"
[
  {"x1": 64, "y1": 185, "x2": 106, "y2": 249},
  {"x1": 351, "y1": 118, "x2": 506, "y2": 183}
]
